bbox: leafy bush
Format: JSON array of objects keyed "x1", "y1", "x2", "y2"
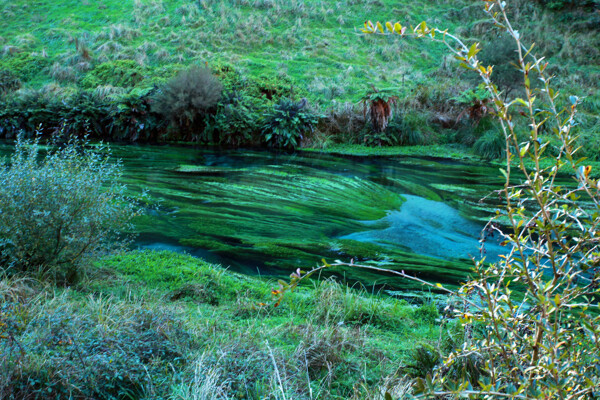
[
  {"x1": 207, "y1": 91, "x2": 263, "y2": 147},
  {"x1": 1, "y1": 292, "x2": 191, "y2": 399},
  {"x1": 386, "y1": 115, "x2": 427, "y2": 146},
  {"x1": 0, "y1": 53, "x2": 50, "y2": 82},
  {"x1": 473, "y1": 129, "x2": 505, "y2": 159},
  {"x1": 477, "y1": 36, "x2": 523, "y2": 97},
  {"x1": 152, "y1": 66, "x2": 222, "y2": 142},
  {"x1": 0, "y1": 136, "x2": 138, "y2": 284},
  {"x1": 246, "y1": 73, "x2": 299, "y2": 101},
  {"x1": 261, "y1": 97, "x2": 318, "y2": 149},
  {"x1": 404, "y1": 344, "x2": 440, "y2": 378},
  {"x1": 108, "y1": 86, "x2": 163, "y2": 142},
  {"x1": 81, "y1": 60, "x2": 146, "y2": 88},
  {"x1": 0, "y1": 69, "x2": 21, "y2": 95}
]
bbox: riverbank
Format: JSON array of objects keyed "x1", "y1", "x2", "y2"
[{"x1": 1, "y1": 250, "x2": 444, "y2": 399}]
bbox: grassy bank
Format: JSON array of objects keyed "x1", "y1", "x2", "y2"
[
  {"x1": 1, "y1": 250, "x2": 445, "y2": 399},
  {"x1": 0, "y1": 0, "x2": 598, "y2": 158}
]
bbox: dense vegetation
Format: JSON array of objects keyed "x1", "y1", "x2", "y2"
[
  {"x1": 1, "y1": 250, "x2": 444, "y2": 399},
  {"x1": 0, "y1": 0, "x2": 598, "y2": 157},
  {"x1": 1, "y1": 0, "x2": 600, "y2": 398}
]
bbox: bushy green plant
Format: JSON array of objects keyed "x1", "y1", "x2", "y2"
[
  {"x1": 261, "y1": 97, "x2": 318, "y2": 149},
  {"x1": 207, "y1": 91, "x2": 263, "y2": 147},
  {"x1": 0, "y1": 69, "x2": 21, "y2": 95},
  {"x1": 108, "y1": 86, "x2": 162, "y2": 142},
  {"x1": 473, "y1": 129, "x2": 505, "y2": 159},
  {"x1": 0, "y1": 136, "x2": 138, "y2": 284},
  {"x1": 152, "y1": 65, "x2": 223, "y2": 142},
  {"x1": 1, "y1": 291, "x2": 191, "y2": 399},
  {"x1": 81, "y1": 59, "x2": 146, "y2": 88},
  {"x1": 246, "y1": 73, "x2": 300, "y2": 101},
  {"x1": 477, "y1": 35, "x2": 524, "y2": 97},
  {"x1": 0, "y1": 53, "x2": 50, "y2": 82},
  {"x1": 404, "y1": 344, "x2": 440, "y2": 378},
  {"x1": 386, "y1": 115, "x2": 426, "y2": 146}
]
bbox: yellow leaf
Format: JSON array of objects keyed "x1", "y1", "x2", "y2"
[
  {"x1": 467, "y1": 43, "x2": 479, "y2": 59},
  {"x1": 394, "y1": 22, "x2": 403, "y2": 34},
  {"x1": 376, "y1": 21, "x2": 384, "y2": 33},
  {"x1": 385, "y1": 21, "x2": 394, "y2": 32}
]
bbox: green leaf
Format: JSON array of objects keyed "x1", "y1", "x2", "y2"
[{"x1": 467, "y1": 42, "x2": 479, "y2": 59}]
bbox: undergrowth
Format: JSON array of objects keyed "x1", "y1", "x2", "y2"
[{"x1": 0, "y1": 250, "x2": 441, "y2": 399}]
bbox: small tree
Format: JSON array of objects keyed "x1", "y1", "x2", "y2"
[
  {"x1": 0, "y1": 135, "x2": 138, "y2": 284},
  {"x1": 152, "y1": 66, "x2": 223, "y2": 142},
  {"x1": 359, "y1": 87, "x2": 398, "y2": 133}
]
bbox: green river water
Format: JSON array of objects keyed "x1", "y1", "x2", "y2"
[
  {"x1": 0, "y1": 141, "x2": 512, "y2": 289},
  {"x1": 111, "y1": 145, "x2": 507, "y2": 289}
]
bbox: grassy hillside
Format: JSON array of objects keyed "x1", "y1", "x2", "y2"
[
  {"x1": 0, "y1": 0, "x2": 460, "y2": 101},
  {"x1": 1, "y1": 0, "x2": 598, "y2": 156}
]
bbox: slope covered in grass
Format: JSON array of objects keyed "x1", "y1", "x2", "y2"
[
  {"x1": 1, "y1": 250, "x2": 444, "y2": 399},
  {"x1": 1, "y1": 0, "x2": 598, "y2": 157}
]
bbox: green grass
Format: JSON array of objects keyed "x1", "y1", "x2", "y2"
[
  {"x1": 1, "y1": 249, "x2": 443, "y2": 399},
  {"x1": 302, "y1": 143, "x2": 478, "y2": 160},
  {"x1": 1, "y1": 0, "x2": 598, "y2": 154},
  {"x1": 0, "y1": 0, "x2": 460, "y2": 104}
]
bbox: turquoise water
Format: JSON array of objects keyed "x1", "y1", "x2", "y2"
[
  {"x1": 109, "y1": 145, "x2": 506, "y2": 287},
  {"x1": 0, "y1": 141, "x2": 508, "y2": 288}
]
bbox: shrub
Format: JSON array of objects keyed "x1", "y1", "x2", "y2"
[
  {"x1": 0, "y1": 69, "x2": 21, "y2": 95},
  {"x1": 207, "y1": 91, "x2": 263, "y2": 147},
  {"x1": 108, "y1": 86, "x2": 162, "y2": 142},
  {"x1": 152, "y1": 66, "x2": 222, "y2": 142},
  {"x1": 0, "y1": 136, "x2": 138, "y2": 284},
  {"x1": 81, "y1": 59, "x2": 146, "y2": 89},
  {"x1": 404, "y1": 344, "x2": 440, "y2": 378},
  {"x1": 386, "y1": 115, "x2": 426, "y2": 146},
  {"x1": 1, "y1": 291, "x2": 191, "y2": 399},
  {"x1": 261, "y1": 97, "x2": 318, "y2": 149},
  {"x1": 0, "y1": 53, "x2": 50, "y2": 82},
  {"x1": 477, "y1": 36, "x2": 523, "y2": 97},
  {"x1": 473, "y1": 129, "x2": 505, "y2": 159}
]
